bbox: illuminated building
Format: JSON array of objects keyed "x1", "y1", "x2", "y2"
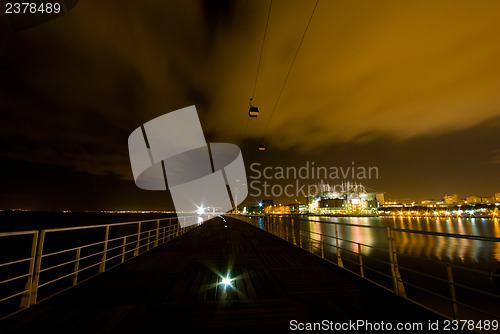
[
  {"x1": 444, "y1": 194, "x2": 459, "y2": 204},
  {"x1": 376, "y1": 193, "x2": 386, "y2": 205},
  {"x1": 466, "y1": 196, "x2": 482, "y2": 204},
  {"x1": 265, "y1": 205, "x2": 289, "y2": 214},
  {"x1": 307, "y1": 181, "x2": 380, "y2": 215},
  {"x1": 466, "y1": 195, "x2": 495, "y2": 204}
]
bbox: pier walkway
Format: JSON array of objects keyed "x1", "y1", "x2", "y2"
[{"x1": 0, "y1": 216, "x2": 444, "y2": 333}]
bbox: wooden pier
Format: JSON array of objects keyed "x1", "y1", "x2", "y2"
[{"x1": 0, "y1": 216, "x2": 445, "y2": 333}]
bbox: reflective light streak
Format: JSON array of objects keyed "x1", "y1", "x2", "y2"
[{"x1": 221, "y1": 270, "x2": 232, "y2": 290}]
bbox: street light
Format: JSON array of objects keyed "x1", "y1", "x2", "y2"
[{"x1": 231, "y1": 181, "x2": 246, "y2": 214}]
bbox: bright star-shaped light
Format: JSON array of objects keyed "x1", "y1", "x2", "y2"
[
  {"x1": 221, "y1": 270, "x2": 232, "y2": 289},
  {"x1": 221, "y1": 276, "x2": 232, "y2": 288}
]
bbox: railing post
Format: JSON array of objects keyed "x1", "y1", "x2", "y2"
[
  {"x1": 147, "y1": 231, "x2": 151, "y2": 251},
  {"x1": 20, "y1": 231, "x2": 38, "y2": 308},
  {"x1": 335, "y1": 224, "x2": 344, "y2": 268},
  {"x1": 73, "y1": 247, "x2": 81, "y2": 285},
  {"x1": 134, "y1": 221, "x2": 141, "y2": 256},
  {"x1": 154, "y1": 220, "x2": 160, "y2": 247},
  {"x1": 99, "y1": 225, "x2": 110, "y2": 273},
  {"x1": 30, "y1": 230, "x2": 45, "y2": 305},
  {"x1": 121, "y1": 236, "x2": 127, "y2": 263},
  {"x1": 446, "y1": 263, "x2": 459, "y2": 319},
  {"x1": 358, "y1": 243, "x2": 364, "y2": 278},
  {"x1": 162, "y1": 226, "x2": 166, "y2": 243},
  {"x1": 387, "y1": 227, "x2": 406, "y2": 297}
]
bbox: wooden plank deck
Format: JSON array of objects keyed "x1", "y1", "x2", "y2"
[{"x1": 0, "y1": 216, "x2": 445, "y2": 333}]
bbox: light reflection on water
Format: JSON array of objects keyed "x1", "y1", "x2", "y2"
[
  {"x1": 299, "y1": 216, "x2": 500, "y2": 270},
  {"x1": 256, "y1": 215, "x2": 500, "y2": 320}
]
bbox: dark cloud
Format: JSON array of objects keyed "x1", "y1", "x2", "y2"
[{"x1": 1, "y1": 0, "x2": 499, "y2": 209}]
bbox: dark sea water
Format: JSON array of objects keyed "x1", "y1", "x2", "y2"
[{"x1": 0, "y1": 211, "x2": 177, "y2": 232}]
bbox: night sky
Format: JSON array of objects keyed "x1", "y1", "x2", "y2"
[{"x1": 1, "y1": 0, "x2": 499, "y2": 210}]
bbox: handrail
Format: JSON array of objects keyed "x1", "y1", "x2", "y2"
[
  {"x1": 42, "y1": 217, "x2": 176, "y2": 233},
  {"x1": 234, "y1": 214, "x2": 500, "y2": 332},
  {"x1": 0, "y1": 230, "x2": 39, "y2": 237},
  {"x1": 40, "y1": 227, "x2": 163, "y2": 258},
  {"x1": 0, "y1": 257, "x2": 34, "y2": 268},
  {"x1": 0, "y1": 290, "x2": 29, "y2": 304},
  {"x1": 0, "y1": 273, "x2": 32, "y2": 286},
  {"x1": 0, "y1": 214, "x2": 208, "y2": 321}
]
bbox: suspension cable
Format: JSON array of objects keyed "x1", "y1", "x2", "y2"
[
  {"x1": 244, "y1": 0, "x2": 273, "y2": 138},
  {"x1": 252, "y1": 0, "x2": 273, "y2": 99},
  {"x1": 261, "y1": 0, "x2": 319, "y2": 140}
]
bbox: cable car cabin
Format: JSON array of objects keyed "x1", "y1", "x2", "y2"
[
  {"x1": 248, "y1": 98, "x2": 259, "y2": 117},
  {"x1": 258, "y1": 144, "x2": 266, "y2": 151},
  {"x1": 249, "y1": 106, "x2": 259, "y2": 117}
]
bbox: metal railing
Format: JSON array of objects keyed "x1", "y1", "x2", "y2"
[
  {"x1": 0, "y1": 230, "x2": 38, "y2": 319},
  {"x1": 0, "y1": 215, "x2": 205, "y2": 321},
  {"x1": 234, "y1": 214, "x2": 500, "y2": 332}
]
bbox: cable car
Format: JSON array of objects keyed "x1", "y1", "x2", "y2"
[
  {"x1": 249, "y1": 107, "x2": 259, "y2": 117},
  {"x1": 249, "y1": 98, "x2": 259, "y2": 117}
]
